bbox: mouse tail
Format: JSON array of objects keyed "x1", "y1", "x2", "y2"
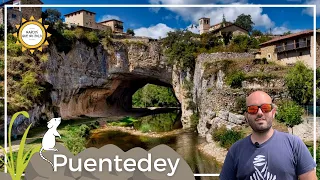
[{"x1": 39, "y1": 147, "x2": 54, "y2": 169}]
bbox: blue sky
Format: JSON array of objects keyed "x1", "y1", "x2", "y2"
[{"x1": 37, "y1": 0, "x2": 319, "y2": 39}]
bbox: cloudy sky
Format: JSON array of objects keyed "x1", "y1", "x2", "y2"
[{"x1": 40, "y1": 0, "x2": 319, "y2": 39}]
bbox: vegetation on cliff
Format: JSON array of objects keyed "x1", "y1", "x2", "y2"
[{"x1": 132, "y1": 84, "x2": 178, "y2": 108}]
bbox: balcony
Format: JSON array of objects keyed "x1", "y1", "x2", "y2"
[{"x1": 275, "y1": 40, "x2": 310, "y2": 53}]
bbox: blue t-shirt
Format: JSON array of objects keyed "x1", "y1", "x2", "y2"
[{"x1": 220, "y1": 130, "x2": 316, "y2": 180}]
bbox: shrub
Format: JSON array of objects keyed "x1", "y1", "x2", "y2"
[
  {"x1": 62, "y1": 124, "x2": 90, "y2": 155},
  {"x1": 20, "y1": 71, "x2": 44, "y2": 100},
  {"x1": 62, "y1": 29, "x2": 76, "y2": 41},
  {"x1": 219, "y1": 129, "x2": 243, "y2": 149},
  {"x1": 190, "y1": 112, "x2": 199, "y2": 129},
  {"x1": 212, "y1": 125, "x2": 243, "y2": 149},
  {"x1": 140, "y1": 124, "x2": 152, "y2": 133},
  {"x1": 226, "y1": 70, "x2": 245, "y2": 88},
  {"x1": 235, "y1": 96, "x2": 246, "y2": 113},
  {"x1": 276, "y1": 100, "x2": 304, "y2": 134},
  {"x1": 212, "y1": 125, "x2": 227, "y2": 141},
  {"x1": 85, "y1": 31, "x2": 99, "y2": 44},
  {"x1": 285, "y1": 61, "x2": 313, "y2": 105},
  {"x1": 74, "y1": 28, "x2": 85, "y2": 39}
]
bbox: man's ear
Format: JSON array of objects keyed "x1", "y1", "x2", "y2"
[
  {"x1": 272, "y1": 108, "x2": 277, "y2": 119},
  {"x1": 244, "y1": 112, "x2": 248, "y2": 123}
]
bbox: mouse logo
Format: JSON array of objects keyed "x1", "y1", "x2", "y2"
[{"x1": 40, "y1": 117, "x2": 61, "y2": 169}]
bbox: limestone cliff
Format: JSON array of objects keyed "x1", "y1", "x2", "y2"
[{"x1": 193, "y1": 52, "x2": 289, "y2": 139}]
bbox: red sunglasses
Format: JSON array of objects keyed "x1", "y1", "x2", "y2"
[{"x1": 247, "y1": 104, "x2": 273, "y2": 114}]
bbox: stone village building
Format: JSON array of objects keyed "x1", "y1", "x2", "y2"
[
  {"x1": 64, "y1": 9, "x2": 124, "y2": 33},
  {"x1": 259, "y1": 30, "x2": 319, "y2": 69},
  {"x1": 198, "y1": 17, "x2": 248, "y2": 36},
  {"x1": 0, "y1": 0, "x2": 42, "y2": 28}
]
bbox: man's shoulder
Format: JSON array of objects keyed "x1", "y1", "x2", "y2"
[
  {"x1": 274, "y1": 130, "x2": 302, "y2": 142},
  {"x1": 229, "y1": 135, "x2": 251, "y2": 152}
]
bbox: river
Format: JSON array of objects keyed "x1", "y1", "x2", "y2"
[{"x1": 85, "y1": 112, "x2": 222, "y2": 180}]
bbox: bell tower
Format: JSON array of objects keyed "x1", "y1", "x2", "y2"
[{"x1": 199, "y1": 17, "x2": 210, "y2": 35}]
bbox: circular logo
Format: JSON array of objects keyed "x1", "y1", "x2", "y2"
[{"x1": 18, "y1": 21, "x2": 46, "y2": 49}]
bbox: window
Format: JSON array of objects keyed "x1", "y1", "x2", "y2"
[
  {"x1": 12, "y1": 14, "x2": 16, "y2": 19},
  {"x1": 267, "y1": 53, "x2": 271, "y2": 60}
]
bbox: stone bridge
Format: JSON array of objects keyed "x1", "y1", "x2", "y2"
[{"x1": 45, "y1": 40, "x2": 191, "y2": 127}]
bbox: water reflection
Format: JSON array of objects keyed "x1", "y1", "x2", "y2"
[{"x1": 86, "y1": 130, "x2": 221, "y2": 180}]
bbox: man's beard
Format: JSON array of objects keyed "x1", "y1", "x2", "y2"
[{"x1": 248, "y1": 118, "x2": 272, "y2": 133}]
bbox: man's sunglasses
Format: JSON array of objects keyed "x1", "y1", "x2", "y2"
[{"x1": 247, "y1": 104, "x2": 273, "y2": 114}]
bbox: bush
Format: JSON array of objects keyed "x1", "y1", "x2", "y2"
[
  {"x1": 219, "y1": 129, "x2": 243, "y2": 149},
  {"x1": 20, "y1": 71, "x2": 44, "y2": 100},
  {"x1": 62, "y1": 124, "x2": 90, "y2": 155},
  {"x1": 62, "y1": 29, "x2": 76, "y2": 41},
  {"x1": 140, "y1": 124, "x2": 152, "y2": 133},
  {"x1": 226, "y1": 70, "x2": 245, "y2": 88},
  {"x1": 190, "y1": 112, "x2": 199, "y2": 129},
  {"x1": 212, "y1": 125, "x2": 243, "y2": 149},
  {"x1": 212, "y1": 125, "x2": 227, "y2": 141},
  {"x1": 308, "y1": 145, "x2": 320, "y2": 179},
  {"x1": 85, "y1": 31, "x2": 99, "y2": 44},
  {"x1": 285, "y1": 61, "x2": 313, "y2": 105},
  {"x1": 74, "y1": 28, "x2": 85, "y2": 39},
  {"x1": 235, "y1": 96, "x2": 246, "y2": 113},
  {"x1": 276, "y1": 100, "x2": 304, "y2": 134}
]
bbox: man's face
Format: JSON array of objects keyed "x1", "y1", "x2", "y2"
[{"x1": 245, "y1": 92, "x2": 276, "y2": 133}]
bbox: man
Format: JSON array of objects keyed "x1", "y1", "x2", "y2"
[{"x1": 220, "y1": 91, "x2": 317, "y2": 180}]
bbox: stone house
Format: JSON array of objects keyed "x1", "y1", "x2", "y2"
[
  {"x1": 0, "y1": 0, "x2": 42, "y2": 28},
  {"x1": 198, "y1": 17, "x2": 248, "y2": 36},
  {"x1": 259, "y1": 30, "x2": 318, "y2": 69},
  {"x1": 64, "y1": 9, "x2": 123, "y2": 33},
  {"x1": 99, "y1": 19, "x2": 123, "y2": 33}
]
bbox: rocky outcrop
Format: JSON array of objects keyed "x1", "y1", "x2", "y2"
[{"x1": 193, "y1": 52, "x2": 289, "y2": 137}]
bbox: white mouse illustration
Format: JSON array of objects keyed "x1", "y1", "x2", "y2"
[{"x1": 40, "y1": 117, "x2": 61, "y2": 169}]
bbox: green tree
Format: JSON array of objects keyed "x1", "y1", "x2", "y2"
[
  {"x1": 42, "y1": 9, "x2": 62, "y2": 25},
  {"x1": 132, "y1": 84, "x2": 178, "y2": 108},
  {"x1": 162, "y1": 30, "x2": 199, "y2": 68},
  {"x1": 234, "y1": 14, "x2": 255, "y2": 33},
  {"x1": 276, "y1": 100, "x2": 304, "y2": 134},
  {"x1": 126, "y1": 28, "x2": 135, "y2": 36},
  {"x1": 283, "y1": 31, "x2": 291, "y2": 35},
  {"x1": 285, "y1": 62, "x2": 313, "y2": 105},
  {"x1": 251, "y1": 29, "x2": 263, "y2": 37},
  {"x1": 42, "y1": 9, "x2": 64, "y2": 32}
]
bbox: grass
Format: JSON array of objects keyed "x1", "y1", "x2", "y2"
[{"x1": 0, "y1": 111, "x2": 41, "y2": 180}]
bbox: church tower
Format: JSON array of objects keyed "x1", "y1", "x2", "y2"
[{"x1": 199, "y1": 17, "x2": 210, "y2": 35}]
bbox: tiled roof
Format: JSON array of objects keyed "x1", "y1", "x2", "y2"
[
  {"x1": 99, "y1": 19, "x2": 123, "y2": 23},
  {"x1": 259, "y1": 30, "x2": 313, "y2": 46},
  {"x1": 64, "y1": 9, "x2": 96, "y2": 17}
]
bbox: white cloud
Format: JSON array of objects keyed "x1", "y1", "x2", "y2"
[
  {"x1": 186, "y1": 24, "x2": 200, "y2": 34},
  {"x1": 271, "y1": 26, "x2": 305, "y2": 35},
  {"x1": 134, "y1": 23, "x2": 175, "y2": 39},
  {"x1": 303, "y1": 0, "x2": 320, "y2": 16},
  {"x1": 148, "y1": 0, "x2": 274, "y2": 30},
  {"x1": 98, "y1": 15, "x2": 121, "y2": 22}
]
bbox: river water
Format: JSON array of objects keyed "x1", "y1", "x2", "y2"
[{"x1": 85, "y1": 112, "x2": 222, "y2": 180}]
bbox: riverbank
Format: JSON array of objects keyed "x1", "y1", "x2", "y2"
[
  {"x1": 198, "y1": 142, "x2": 227, "y2": 164},
  {"x1": 93, "y1": 125, "x2": 227, "y2": 166},
  {"x1": 90, "y1": 125, "x2": 191, "y2": 138}
]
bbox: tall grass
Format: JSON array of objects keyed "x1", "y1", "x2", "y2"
[{"x1": 0, "y1": 111, "x2": 41, "y2": 180}]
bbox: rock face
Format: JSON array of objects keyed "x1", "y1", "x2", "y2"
[
  {"x1": 5, "y1": 41, "x2": 291, "y2": 139},
  {"x1": 193, "y1": 52, "x2": 289, "y2": 137}
]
